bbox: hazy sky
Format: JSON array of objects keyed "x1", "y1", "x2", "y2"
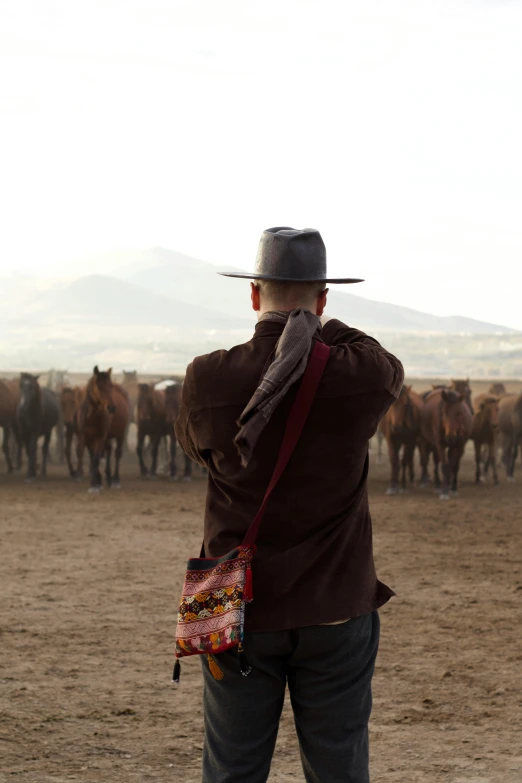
[{"x1": 1, "y1": 0, "x2": 521, "y2": 328}]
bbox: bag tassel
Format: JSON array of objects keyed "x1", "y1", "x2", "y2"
[
  {"x1": 207, "y1": 654, "x2": 224, "y2": 680},
  {"x1": 172, "y1": 660, "x2": 181, "y2": 686},
  {"x1": 238, "y1": 643, "x2": 252, "y2": 677}
]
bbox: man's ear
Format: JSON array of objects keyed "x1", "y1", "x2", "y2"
[
  {"x1": 316, "y1": 288, "x2": 329, "y2": 317},
  {"x1": 251, "y1": 282, "x2": 261, "y2": 312}
]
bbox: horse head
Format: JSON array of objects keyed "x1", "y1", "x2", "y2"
[
  {"x1": 123, "y1": 370, "x2": 138, "y2": 384},
  {"x1": 441, "y1": 389, "x2": 470, "y2": 444},
  {"x1": 477, "y1": 396, "x2": 500, "y2": 431},
  {"x1": 89, "y1": 366, "x2": 116, "y2": 415},
  {"x1": 19, "y1": 372, "x2": 41, "y2": 412},
  {"x1": 489, "y1": 382, "x2": 507, "y2": 397},
  {"x1": 450, "y1": 378, "x2": 473, "y2": 415},
  {"x1": 388, "y1": 385, "x2": 417, "y2": 437}
]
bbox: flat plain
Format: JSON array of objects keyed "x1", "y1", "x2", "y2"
[{"x1": 0, "y1": 447, "x2": 521, "y2": 783}]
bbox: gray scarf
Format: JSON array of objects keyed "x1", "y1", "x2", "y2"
[{"x1": 235, "y1": 308, "x2": 321, "y2": 467}]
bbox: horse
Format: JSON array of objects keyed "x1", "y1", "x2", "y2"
[
  {"x1": 419, "y1": 387, "x2": 473, "y2": 499},
  {"x1": 136, "y1": 383, "x2": 170, "y2": 478},
  {"x1": 121, "y1": 370, "x2": 139, "y2": 451},
  {"x1": 16, "y1": 373, "x2": 60, "y2": 481},
  {"x1": 78, "y1": 367, "x2": 131, "y2": 492},
  {"x1": 450, "y1": 378, "x2": 474, "y2": 414},
  {"x1": 471, "y1": 394, "x2": 500, "y2": 485},
  {"x1": 61, "y1": 386, "x2": 84, "y2": 478},
  {"x1": 378, "y1": 385, "x2": 423, "y2": 495},
  {"x1": 46, "y1": 369, "x2": 71, "y2": 464},
  {"x1": 0, "y1": 379, "x2": 20, "y2": 473},
  {"x1": 165, "y1": 383, "x2": 193, "y2": 481},
  {"x1": 498, "y1": 392, "x2": 522, "y2": 482}
]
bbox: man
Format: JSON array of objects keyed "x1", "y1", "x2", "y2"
[{"x1": 175, "y1": 227, "x2": 404, "y2": 783}]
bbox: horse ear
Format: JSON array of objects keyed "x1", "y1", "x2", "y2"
[
  {"x1": 441, "y1": 389, "x2": 450, "y2": 402},
  {"x1": 94, "y1": 365, "x2": 99, "y2": 375},
  {"x1": 432, "y1": 384, "x2": 438, "y2": 390},
  {"x1": 35, "y1": 374, "x2": 41, "y2": 382},
  {"x1": 406, "y1": 384, "x2": 412, "y2": 392},
  {"x1": 107, "y1": 368, "x2": 112, "y2": 376}
]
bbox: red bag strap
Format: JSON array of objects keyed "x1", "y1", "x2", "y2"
[{"x1": 242, "y1": 340, "x2": 330, "y2": 548}]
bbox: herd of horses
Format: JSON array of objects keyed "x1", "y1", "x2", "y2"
[
  {"x1": 378, "y1": 379, "x2": 522, "y2": 499},
  {"x1": 1, "y1": 369, "x2": 522, "y2": 500},
  {"x1": 0, "y1": 369, "x2": 192, "y2": 491}
]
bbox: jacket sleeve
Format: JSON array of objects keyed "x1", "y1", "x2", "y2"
[
  {"x1": 174, "y1": 361, "x2": 208, "y2": 467},
  {"x1": 320, "y1": 318, "x2": 404, "y2": 400}
]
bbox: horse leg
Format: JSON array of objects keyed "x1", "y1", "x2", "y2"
[
  {"x1": 169, "y1": 432, "x2": 177, "y2": 480},
  {"x1": 105, "y1": 440, "x2": 112, "y2": 488},
  {"x1": 386, "y1": 439, "x2": 400, "y2": 495},
  {"x1": 150, "y1": 435, "x2": 160, "y2": 478},
  {"x1": 474, "y1": 440, "x2": 482, "y2": 485},
  {"x1": 112, "y1": 437, "x2": 123, "y2": 488},
  {"x1": 137, "y1": 429, "x2": 147, "y2": 477},
  {"x1": 376, "y1": 430, "x2": 385, "y2": 465},
  {"x1": 432, "y1": 450, "x2": 441, "y2": 489},
  {"x1": 183, "y1": 453, "x2": 193, "y2": 481},
  {"x1": 65, "y1": 426, "x2": 75, "y2": 478},
  {"x1": 56, "y1": 410, "x2": 65, "y2": 465},
  {"x1": 26, "y1": 434, "x2": 37, "y2": 481},
  {"x1": 2, "y1": 425, "x2": 14, "y2": 474},
  {"x1": 438, "y1": 446, "x2": 450, "y2": 499},
  {"x1": 418, "y1": 438, "x2": 430, "y2": 487},
  {"x1": 401, "y1": 442, "x2": 415, "y2": 491},
  {"x1": 41, "y1": 431, "x2": 51, "y2": 478},
  {"x1": 490, "y1": 439, "x2": 499, "y2": 486}
]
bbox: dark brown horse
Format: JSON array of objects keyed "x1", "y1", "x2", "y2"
[
  {"x1": 78, "y1": 367, "x2": 131, "y2": 491},
  {"x1": 165, "y1": 383, "x2": 193, "y2": 481},
  {"x1": 16, "y1": 373, "x2": 60, "y2": 481},
  {"x1": 0, "y1": 379, "x2": 20, "y2": 473},
  {"x1": 498, "y1": 392, "x2": 522, "y2": 482},
  {"x1": 471, "y1": 394, "x2": 500, "y2": 485},
  {"x1": 420, "y1": 387, "x2": 473, "y2": 499},
  {"x1": 378, "y1": 385, "x2": 423, "y2": 494},
  {"x1": 61, "y1": 386, "x2": 84, "y2": 479},
  {"x1": 137, "y1": 383, "x2": 169, "y2": 478}
]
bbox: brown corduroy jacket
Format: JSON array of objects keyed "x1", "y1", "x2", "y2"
[{"x1": 175, "y1": 317, "x2": 404, "y2": 632}]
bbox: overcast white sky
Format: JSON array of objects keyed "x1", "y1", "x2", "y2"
[{"x1": 1, "y1": 0, "x2": 521, "y2": 327}]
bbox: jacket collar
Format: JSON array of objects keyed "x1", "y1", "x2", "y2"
[{"x1": 252, "y1": 319, "x2": 286, "y2": 340}]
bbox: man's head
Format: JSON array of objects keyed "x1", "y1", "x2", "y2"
[{"x1": 250, "y1": 280, "x2": 328, "y2": 317}]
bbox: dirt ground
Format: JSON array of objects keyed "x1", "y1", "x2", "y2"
[{"x1": 1, "y1": 450, "x2": 521, "y2": 783}]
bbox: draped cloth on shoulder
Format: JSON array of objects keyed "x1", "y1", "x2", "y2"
[{"x1": 234, "y1": 308, "x2": 321, "y2": 467}]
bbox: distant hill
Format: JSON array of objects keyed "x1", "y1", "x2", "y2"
[
  {"x1": 8, "y1": 274, "x2": 252, "y2": 331},
  {"x1": 95, "y1": 246, "x2": 516, "y2": 335}
]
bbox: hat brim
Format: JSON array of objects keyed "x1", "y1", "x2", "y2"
[{"x1": 218, "y1": 272, "x2": 364, "y2": 284}]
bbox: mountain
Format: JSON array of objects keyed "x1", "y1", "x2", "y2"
[
  {"x1": 100, "y1": 247, "x2": 515, "y2": 335},
  {"x1": 8, "y1": 274, "x2": 253, "y2": 331}
]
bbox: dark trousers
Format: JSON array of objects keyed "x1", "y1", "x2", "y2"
[{"x1": 201, "y1": 611, "x2": 380, "y2": 783}]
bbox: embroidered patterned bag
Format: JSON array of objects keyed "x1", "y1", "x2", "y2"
[{"x1": 173, "y1": 341, "x2": 330, "y2": 683}]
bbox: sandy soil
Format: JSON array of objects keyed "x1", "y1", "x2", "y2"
[{"x1": 0, "y1": 452, "x2": 521, "y2": 783}]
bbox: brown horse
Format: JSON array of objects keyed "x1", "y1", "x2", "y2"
[
  {"x1": 136, "y1": 383, "x2": 170, "y2": 478},
  {"x1": 498, "y1": 392, "x2": 522, "y2": 482},
  {"x1": 16, "y1": 373, "x2": 60, "y2": 481},
  {"x1": 78, "y1": 367, "x2": 131, "y2": 491},
  {"x1": 165, "y1": 383, "x2": 193, "y2": 481},
  {"x1": 0, "y1": 379, "x2": 20, "y2": 473},
  {"x1": 471, "y1": 394, "x2": 500, "y2": 485},
  {"x1": 378, "y1": 385, "x2": 423, "y2": 494},
  {"x1": 61, "y1": 386, "x2": 84, "y2": 478},
  {"x1": 420, "y1": 387, "x2": 473, "y2": 499},
  {"x1": 450, "y1": 379, "x2": 473, "y2": 414}
]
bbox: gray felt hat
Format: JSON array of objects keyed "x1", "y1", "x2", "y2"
[{"x1": 219, "y1": 227, "x2": 363, "y2": 284}]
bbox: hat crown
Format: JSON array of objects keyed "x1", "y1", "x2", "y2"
[{"x1": 255, "y1": 227, "x2": 327, "y2": 282}]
